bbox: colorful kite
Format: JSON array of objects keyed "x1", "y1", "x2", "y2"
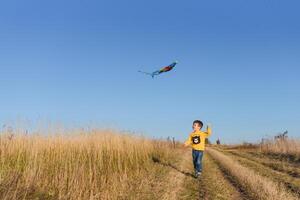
[{"x1": 138, "y1": 61, "x2": 178, "y2": 78}]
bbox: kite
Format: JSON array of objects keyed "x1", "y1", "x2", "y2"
[{"x1": 138, "y1": 61, "x2": 178, "y2": 78}]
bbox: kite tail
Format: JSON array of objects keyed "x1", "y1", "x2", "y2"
[{"x1": 138, "y1": 70, "x2": 153, "y2": 76}]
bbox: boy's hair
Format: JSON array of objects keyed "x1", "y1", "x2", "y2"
[{"x1": 193, "y1": 120, "x2": 203, "y2": 128}]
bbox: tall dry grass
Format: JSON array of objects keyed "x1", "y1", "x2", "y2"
[
  {"x1": 207, "y1": 148, "x2": 298, "y2": 200},
  {"x1": 260, "y1": 138, "x2": 300, "y2": 160},
  {"x1": 0, "y1": 130, "x2": 176, "y2": 200}
]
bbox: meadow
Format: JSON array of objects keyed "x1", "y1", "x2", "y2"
[
  {"x1": 1, "y1": 129, "x2": 299, "y2": 200},
  {"x1": 0, "y1": 129, "x2": 178, "y2": 200}
]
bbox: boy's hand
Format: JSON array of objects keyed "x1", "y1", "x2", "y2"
[
  {"x1": 207, "y1": 123, "x2": 212, "y2": 127},
  {"x1": 184, "y1": 140, "x2": 190, "y2": 147}
]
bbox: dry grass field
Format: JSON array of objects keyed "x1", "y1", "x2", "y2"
[
  {"x1": 1, "y1": 130, "x2": 299, "y2": 200},
  {"x1": 0, "y1": 130, "x2": 179, "y2": 200},
  {"x1": 260, "y1": 138, "x2": 300, "y2": 162}
]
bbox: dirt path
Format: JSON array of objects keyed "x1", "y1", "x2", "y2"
[
  {"x1": 160, "y1": 149, "x2": 245, "y2": 200},
  {"x1": 207, "y1": 148, "x2": 298, "y2": 200},
  {"x1": 221, "y1": 149, "x2": 300, "y2": 198},
  {"x1": 147, "y1": 148, "x2": 300, "y2": 200},
  {"x1": 196, "y1": 153, "x2": 245, "y2": 200}
]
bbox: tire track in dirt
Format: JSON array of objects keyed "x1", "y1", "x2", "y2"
[
  {"x1": 161, "y1": 148, "x2": 271, "y2": 200},
  {"x1": 197, "y1": 153, "x2": 246, "y2": 200},
  {"x1": 225, "y1": 150, "x2": 300, "y2": 178},
  {"x1": 221, "y1": 149, "x2": 300, "y2": 198},
  {"x1": 207, "y1": 148, "x2": 298, "y2": 200},
  {"x1": 247, "y1": 151, "x2": 300, "y2": 167},
  {"x1": 173, "y1": 149, "x2": 245, "y2": 200}
]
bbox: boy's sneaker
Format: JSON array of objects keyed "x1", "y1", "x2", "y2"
[{"x1": 195, "y1": 171, "x2": 202, "y2": 178}]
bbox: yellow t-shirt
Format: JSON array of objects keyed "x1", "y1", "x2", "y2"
[{"x1": 184, "y1": 127, "x2": 212, "y2": 151}]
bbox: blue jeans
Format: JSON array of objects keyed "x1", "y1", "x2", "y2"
[{"x1": 192, "y1": 149, "x2": 203, "y2": 173}]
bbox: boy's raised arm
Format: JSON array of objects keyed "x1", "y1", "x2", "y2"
[{"x1": 206, "y1": 124, "x2": 212, "y2": 137}]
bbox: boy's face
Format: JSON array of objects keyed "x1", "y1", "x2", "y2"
[{"x1": 193, "y1": 123, "x2": 202, "y2": 131}]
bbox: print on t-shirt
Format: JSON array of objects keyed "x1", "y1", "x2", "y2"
[{"x1": 192, "y1": 136, "x2": 201, "y2": 144}]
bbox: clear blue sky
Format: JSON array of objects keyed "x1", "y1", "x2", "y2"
[{"x1": 1, "y1": 0, "x2": 299, "y2": 143}]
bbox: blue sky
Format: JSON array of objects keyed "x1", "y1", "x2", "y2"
[{"x1": 0, "y1": 0, "x2": 299, "y2": 143}]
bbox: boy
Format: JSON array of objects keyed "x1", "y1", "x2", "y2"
[{"x1": 184, "y1": 120, "x2": 212, "y2": 178}]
